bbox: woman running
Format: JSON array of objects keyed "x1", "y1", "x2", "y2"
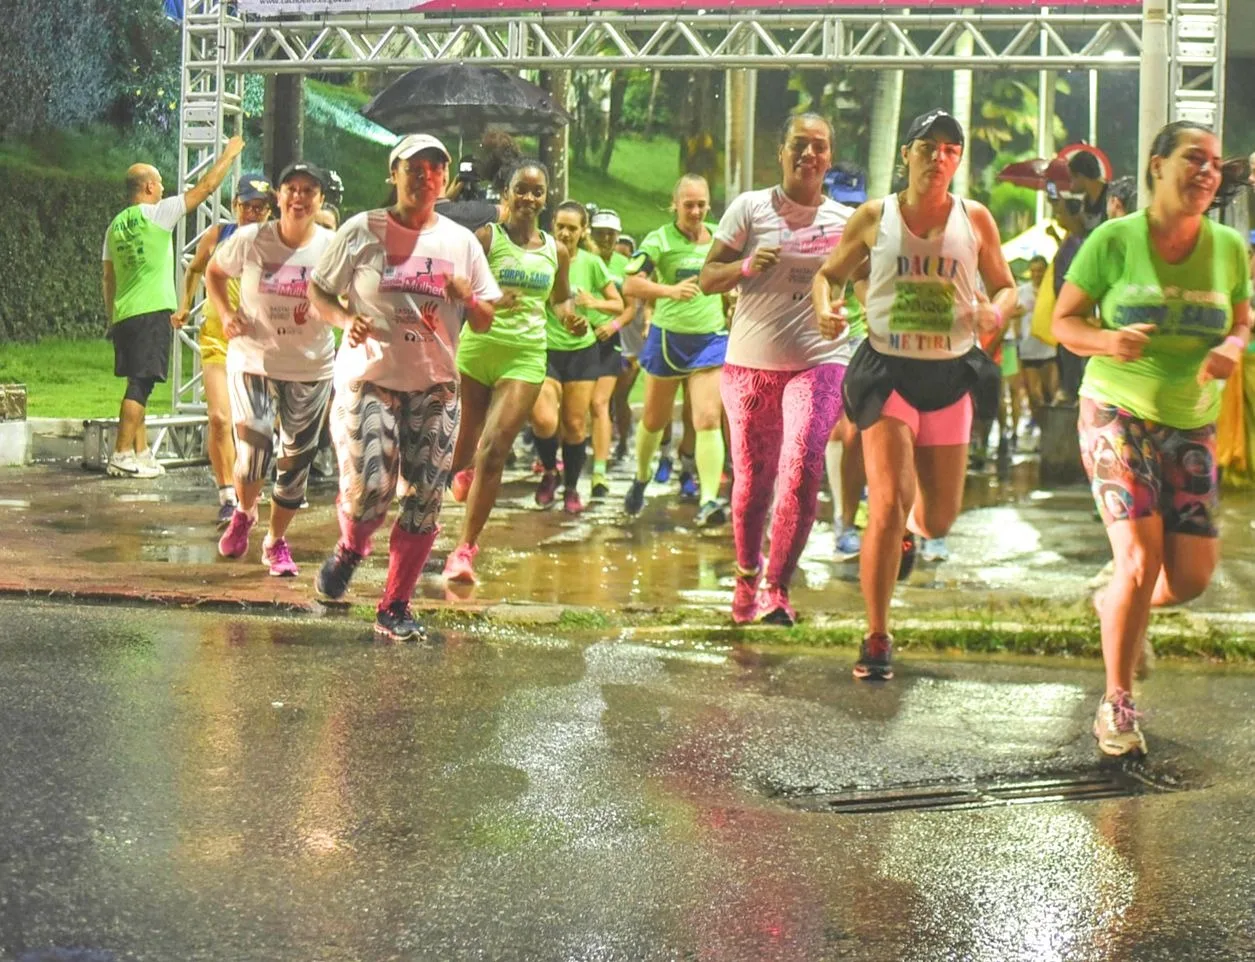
[
  {"x1": 444, "y1": 160, "x2": 574, "y2": 584},
  {"x1": 206, "y1": 163, "x2": 336, "y2": 578},
  {"x1": 827, "y1": 289, "x2": 870, "y2": 559},
  {"x1": 623, "y1": 175, "x2": 728, "y2": 526},
  {"x1": 812, "y1": 109, "x2": 1017, "y2": 680},
  {"x1": 531, "y1": 201, "x2": 623, "y2": 512},
  {"x1": 309, "y1": 134, "x2": 499, "y2": 639},
  {"x1": 173, "y1": 173, "x2": 273, "y2": 527},
  {"x1": 610, "y1": 233, "x2": 648, "y2": 465},
  {"x1": 1053, "y1": 121, "x2": 1250, "y2": 756},
  {"x1": 700, "y1": 113, "x2": 853, "y2": 625},
  {"x1": 588, "y1": 209, "x2": 639, "y2": 497}
]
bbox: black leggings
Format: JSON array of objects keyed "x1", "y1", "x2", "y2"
[{"x1": 124, "y1": 377, "x2": 156, "y2": 406}]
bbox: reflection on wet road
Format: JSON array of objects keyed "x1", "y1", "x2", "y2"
[{"x1": 2, "y1": 602, "x2": 1252, "y2": 961}]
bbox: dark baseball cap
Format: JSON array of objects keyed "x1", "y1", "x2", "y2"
[
  {"x1": 277, "y1": 162, "x2": 328, "y2": 191},
  {"x1": 234, "y1": 172, "x2": 272, "y2": 202},
  {"x1": 903, "y1": 109, "x2": 965, "y2": 148}
]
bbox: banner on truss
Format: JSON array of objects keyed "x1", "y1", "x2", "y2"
[{"x1": 238, "y1": 0, "x2": 1141, "y2": 14}]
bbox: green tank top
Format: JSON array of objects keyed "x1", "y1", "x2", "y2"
[
  {"x1": 105, "y1": 204, "x2": 178, "y2": 323},
  {"x1": 484, "y1": 222, "x2": 558, "y2": 347}
]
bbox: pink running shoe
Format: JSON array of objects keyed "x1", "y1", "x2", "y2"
[
  {"x1": 563, "y1": 488, "x2": 585, "y2": 515},
  {"x1": 731, "y1": 568, "x2": 762, "y2": 624},
  {"x1": 262, "y1": 536, "x2": 299, "y2": 577},
  {"x1": 443, "y1": 542, "x2": 479, "y2": 584},
  {"x1": 450, "y1": 468, "x2": 474, "y2": 503},
  {"x1": 759, "y1": 584, "x2": 796, "y2": 627},
  {"x1": 218, "y1": 509, "x2": 255, "y2": 559},
  {"x1": 536, "y1": 470, "x2": 560, "y2": 507}
]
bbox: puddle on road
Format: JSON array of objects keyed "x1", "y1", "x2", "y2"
[{"x1": 79, "y1": 542, "x2": 221, "y2": 565}]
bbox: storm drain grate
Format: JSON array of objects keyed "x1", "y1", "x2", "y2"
[{"x1": 780, "y1": 767, "x2": 1183, "y2": 815}]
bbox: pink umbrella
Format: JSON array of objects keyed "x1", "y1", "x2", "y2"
[{"x1": 996, "y1": 157, "x2": 1073, "y2": 191}]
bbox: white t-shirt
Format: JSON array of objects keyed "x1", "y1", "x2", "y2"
[
  {"x1": 312, "y1": 210, "x2": 502, "y2": 393},
  {"x1": 100, "y1": 196, "x2": 185, "y2": 261},
  {"x1": 213, "y1": 222, "x2": 337, "y2": 381},
  {"x1": 1017, "y1": 280, "x2": 1056, "y2": 361},
  {"x1": 716, "y1": 187, "x2": 853, "y2": 370}
]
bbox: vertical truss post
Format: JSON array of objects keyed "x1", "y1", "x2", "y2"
[
  {"x1": 174, "y1": 0, "x2": 244, "y2": 414},
  {"x1": 1170, "y1": 0, "x2": 1226, "y2": 139}
]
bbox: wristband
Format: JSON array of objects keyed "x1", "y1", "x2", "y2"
[
  {"x1": 465, "y1": 294, "x2": 478, "y2": 311},
  {"x1": 1224, "y1": 334, "x2": 1244, "y2": 351},
  {"x1": 740, "y1": 256, "x2": 755, "y2": 278},
  {"x1": 991, "y1": 304, "x2": 1004, "y2": 327}
]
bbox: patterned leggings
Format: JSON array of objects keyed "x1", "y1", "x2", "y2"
[
  {"x1": 229, "y1": 372, "x2": 333, "y2": 510},
  {"x1": 332, "y1": 380, "x2": 460, "y2": 536},
  {"x1": 720, "y1": 363, "x2": 846, "y2": 587}
]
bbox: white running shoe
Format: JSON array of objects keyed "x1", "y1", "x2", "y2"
[
  {"x1": 138, "y1": 450, "x2": 166, "y2": 476},
  {"x1": 106, "y1": 451, "x2": 160, "y2": 479},
  {"x1": 1093, "y1": 690, "x2": 1147, "y2": 757}
]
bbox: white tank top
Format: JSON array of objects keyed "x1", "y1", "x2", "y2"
[{"x1": 864, "y1": 193, "x2": 981, "y2": 360}]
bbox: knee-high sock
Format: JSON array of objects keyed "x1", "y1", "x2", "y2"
[
  {"x1": 695, "y1": 428, "x2": 725, "y2": 503},
  {"x1": 721, "y1": 365, "x2": 784, "y2": 574},
  {"x1": 379, "y1": 523, "x2": 439, "y2": 611},
  {"x1": 561, "y1": 441, "x2": 586, "y2": 491},
  {"x1": 635, "y1": 425, "x2": 664, "y2": 483},
  {"x1": 337, "y1": 497, "x2": 388, "y2": 557},
  {"x1": 825, "y1": 440, "x2": 843, "y2": 524},
  {"x1": 535, "y1": 433, "x2": 559, "y2": 471},
  {"x1": 766, "y1": 365, "x2": 845, "y2": 588}
]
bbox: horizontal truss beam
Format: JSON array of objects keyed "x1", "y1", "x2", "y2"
[{"x1": 220, "y1": 12, "x2": 1145, "y2": 72}]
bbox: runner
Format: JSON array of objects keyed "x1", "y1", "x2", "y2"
[
  {"x1": 622, "y1": 174, "x2": 728, "y2": 526},
  {"x1": 812, "y1": 109, "x2": 1017, "y2": 680},
  {"x1": 1014, "y1": 255, "x2": 1057, "y2": 444},
  {"x1": 827, "y1": 289, "x2": 869, "y2": 559},
  {"x1": 443, "y1": 160, "x2": 574, "y2": 584},
  {"x1": 1053, "y1": 120, "x2": 1250, "y2": 756},
  {"x1": 173, "y1": 172, "x2": 273, "y2": 526},
  {"x1": 531, "y1": 201, "x2": 623, "y2": 512},
  {"x1": 700, "y1": 113, "x2": 853, "y2": 625},
  {"x1": 608, "y1": 234, "x2": 649, "y2": 466},
  {"x1": 206, "y1": 162, "x2": 336, "y2": 577},
  {"x1": 309, "y1": 134, "x2": 500, "y2": 639},
  {"x1": 588, "y1": 209, "x2": 638, "y2": 498},
  {"x1": 102, "y1": 136, "x2": 244, "y2": 478}
]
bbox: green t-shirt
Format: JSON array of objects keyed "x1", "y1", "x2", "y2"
[
  {"x1": 603, "y1": 250, "x2": 630, "y2": 288},
  {"x1": 845, "y1": 285, "x2": 868, "y2": 341},
  {"x1": 483, "y1": 223, "x2": 557, "y2": 347},
  {"x1": 1066, "y1": 211, "x2": 1252, "y2": 429},
  {"x1": 103, "y1": 198, "x2": 182, "y2": 323},
  {"x1": 628, "y1": 222, "x2": 725, "y2": 335},
  {"x1": 546, "y1": 248, "x2": 612, "y2": 353}
]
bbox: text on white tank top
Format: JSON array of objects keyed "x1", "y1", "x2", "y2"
[{"x1": 864, "y1": 193, "x2": 981, "y2": 360}]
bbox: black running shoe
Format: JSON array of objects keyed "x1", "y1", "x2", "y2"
[
  {"x1": 694, "y1": 500, "x2": 727, "y2": 528},
  {"x1": 591, "y1": 479, "x2": 610, "y2": 500},
  {"x1": 853, "y1": 632, "x2": 894, "y2": 680},
  {"x1": 316, "y1": 544, "x2": 363, "y2": 600},
  {"x1": 374, "y1": 602, "x2": 426, "y2": 642},
  {"x1": 624, "y1": 478, "x2": 647, "y2": 516},
  {"x1": 216, "y1": 501, "x2": 236, "y2": 530},
  {"x1": 897, "y1": 531, "x2": 917, "y2": 581}
]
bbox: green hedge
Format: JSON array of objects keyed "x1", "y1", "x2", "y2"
[{"x1": 0, "y1": 156, "x2": 123, "y2": 342}]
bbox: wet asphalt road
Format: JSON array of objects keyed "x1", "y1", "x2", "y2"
[{"x1": 2, "y1": 601, "x2": 1255, "y2": 962}]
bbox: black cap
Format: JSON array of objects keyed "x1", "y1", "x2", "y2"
[
  {"x1": 277, "y1": 162, "x2": 328, "y2": 192},
  {"x1": 903, "y1": 109, "x2": 965, "y2": 149}
]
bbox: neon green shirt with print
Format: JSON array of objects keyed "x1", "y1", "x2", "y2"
[
  {"x1": 103, "y1": 199, "x2": 182, "y2": 323},
  {"x1": 1066, "y1": 211, "x2": 1252, "y2": 429},
  {"x1": 629, "y1": 222, "x2": 725, "y2": 335},
  {"x1": 546, "y1": 248, "x2": 612, "y2": 352},
  {"x1": 479, "y1": 223, "x2": 558, "y2": 348}
]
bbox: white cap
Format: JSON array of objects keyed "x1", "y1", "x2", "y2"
[
  {"x1": 389, "y1": 134, "x2": 452, "y2": 168},
  {"x1": 590, "y1": 209, "x2": 622, "y2": 231}
]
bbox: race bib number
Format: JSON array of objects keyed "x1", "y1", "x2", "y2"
[{"x1": 888, "y1": 281, "x2": 955, "y2": 334}]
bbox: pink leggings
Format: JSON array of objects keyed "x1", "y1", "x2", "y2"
[{"x1": 721, "y1": 363, "x2": 846, "y2": 587}]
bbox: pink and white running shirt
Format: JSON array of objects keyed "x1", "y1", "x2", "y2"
[
  {"x1": 313, "y1": 210, "x2": 501, "y2": 393},
  {"x1": 213, "y1": 222, "x2": 337, "y2": 381},
  {"x1": 716, "y1": 186, "x2": 854, "y2": 371}
]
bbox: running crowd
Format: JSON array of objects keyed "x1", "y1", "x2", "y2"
[{"x1": 101, "y1": 111, "x2": 1251, "y2": 759}]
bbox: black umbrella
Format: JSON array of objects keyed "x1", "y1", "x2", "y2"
[{"x1": 361, "y1": 65, "x2": 572, "y2": 139}]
